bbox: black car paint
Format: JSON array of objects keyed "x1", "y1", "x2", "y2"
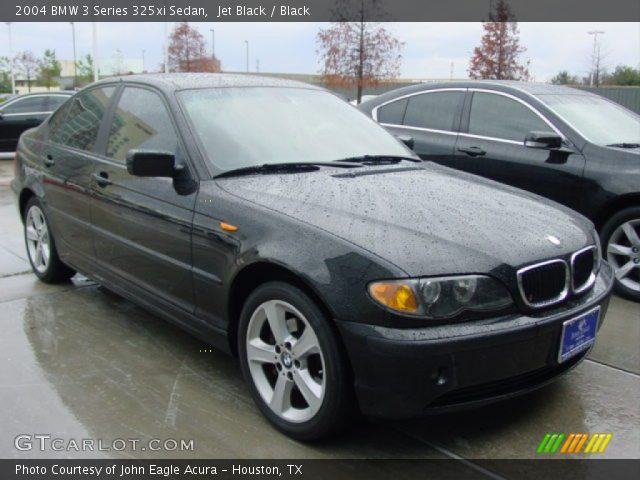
[
  {"x1": 12, "y1": 74, "x2": 614, "y2": 417},
  {"x1": 359, "y1": 81, "x2": 640, "y2": 229},
  {"x1": 0, "y1": 93, "x2": 72, "y2": 152}
]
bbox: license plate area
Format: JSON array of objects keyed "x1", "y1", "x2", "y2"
[{"x1": 558, "y1": 307, "x2": 600, "y2": 363}]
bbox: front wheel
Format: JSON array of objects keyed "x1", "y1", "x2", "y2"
[
  {"x1": 23, "y1": 197, "x2": 75, "y2": 283},
  {"x1": 601, "y1": 206, "x2": 640, "y2": 302},
  {"x1": 238, "y1": 282, "x2": 353, "y2": 440}
]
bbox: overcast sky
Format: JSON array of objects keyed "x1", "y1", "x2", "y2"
[{"x1": 2, "y1": 22, "x2": 639, "y2": 81}]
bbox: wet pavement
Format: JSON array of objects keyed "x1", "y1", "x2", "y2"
[{"x1": 0, "y1": 161, "x2": 638, "y2": 472}]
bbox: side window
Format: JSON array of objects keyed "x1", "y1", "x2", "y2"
[
  {"x1": 1, "y1": 96, "x2": 48, "y2": 114},
  {"x1": 403, "y1": 91, "x2": 464, "y2": 131},
  {"x1": 469, "y1": 92, "x2": 549, "y2": 142},
  {"x1": 106, "y1": 87, "x2": 178, "y2": 162},
  {"x1": 377, "y1": 98, "x2": 408, "y2": 125},
  {"x1": 46, "y1": 95, "x2": 70, "y2": 112},
  {"x1": 51, "y1": 87, "x2": 115, "y2": 151},
  {"x1": 48, "y1": 102, "x2": 72, "y2": 142}
]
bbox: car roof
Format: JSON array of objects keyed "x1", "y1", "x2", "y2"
[
  {"x1": 361, "y1": 80, "x2": 598, "y2": 109},
  {"x1": 468, "y1": 80, "x2": 596, "y2": 96},
  {"x1": 90, "y1": 73, "x2": 324, "y2": 93}
]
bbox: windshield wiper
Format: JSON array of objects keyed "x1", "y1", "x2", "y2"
[
  {"x1": 335, "y1": 155, "x2": 421, "y2": 165},
  {"x1": 606, "y1": 143, "x2": 640, "y2": 149},
  {"x1": 215, "y1": 161, "x2": 361, "y2": 179}
]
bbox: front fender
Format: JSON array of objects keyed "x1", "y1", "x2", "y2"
[{"x1": 194, "y1": 180, "x2": 405, "y2": 329}]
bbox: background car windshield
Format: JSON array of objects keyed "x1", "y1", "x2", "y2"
[
  {"x1": 538, "y1": 94, "x2": 640, "y2": 145},
  {"x1": 179, "y1": 87, "x2": 412, "y2": 171}
]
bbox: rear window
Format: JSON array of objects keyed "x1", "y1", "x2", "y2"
[
  {"x1": 403, "y1": 91, "x2": 464, "y2": 131},
  {"x1": 50, "y1": 87, "x2": 115, "y2": 151}
]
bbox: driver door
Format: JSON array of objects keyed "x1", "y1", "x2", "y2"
[
  {"x1": 90, "y1": 85, "x2": 197, "y2": 313},
  {"x1": 454, "y1": 90, "x2": 587, "y2": 212}
]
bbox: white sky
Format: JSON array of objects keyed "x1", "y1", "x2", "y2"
[{"x1": 1, "y1": 22, "x2": 638, "y2": 81}]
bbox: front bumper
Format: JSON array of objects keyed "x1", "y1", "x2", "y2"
[{"x1": 337, "y1": 261, "x2": 615, "y2": 418}]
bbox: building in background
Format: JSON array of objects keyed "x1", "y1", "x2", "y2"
[{"x1": 58, "y1": 57, "x2": 144, "y2": 89}]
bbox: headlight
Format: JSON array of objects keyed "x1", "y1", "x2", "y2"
[{"x1": 369, "y1": 275, "x2": 513, "y2": 320}]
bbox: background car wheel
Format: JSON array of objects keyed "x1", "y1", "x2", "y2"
[
  {"x1": 601, "y1": 206, "x2": 640, "y2": 302},
  {"x1": 23, "y1": 197, "x2": 75, "y2": 283},
  {"x1": 238, "y1": 281, "x2": 353, "y2": 441}
]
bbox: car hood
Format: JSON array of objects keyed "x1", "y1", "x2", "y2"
[{"x1": 216, "y1": 163, "x2": 594, "y2": 276}]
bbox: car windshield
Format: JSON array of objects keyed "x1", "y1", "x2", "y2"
[
  {"x1": 178, "y1": 87, "x2": 413, "y2": 172},
  {"x1": 537, "y1": 93, "x2": 640, "y2": 146}
]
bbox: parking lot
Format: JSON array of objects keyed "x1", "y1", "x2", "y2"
[{"x1": 0, "y1": 160, "x2": 638, "y2": 471}]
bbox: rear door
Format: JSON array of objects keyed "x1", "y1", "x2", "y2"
[
  {"x1": 373, "y1": 89, "x2": 465, "y2": 166},
  {"x1": 41, "y1": 86, "x2": 116, "y2": 264},
  {"x1": 0, "y1": 95, "x2": 50, "y2": 151},
  {"x1": 90, "y1": 85, "x2": 197, "y2": 312},
  {"x1": 454, "y1": 90, "x2": 587, "y2": 211}
]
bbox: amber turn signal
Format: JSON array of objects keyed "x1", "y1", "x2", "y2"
[
  {"x1": 369, "y1": 281, "x2": 418, "y2": 313},
  {"x1": 220, "y1": 222, "x2": 238, "y2": 232}
]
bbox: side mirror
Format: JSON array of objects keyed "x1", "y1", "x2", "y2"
[
  {"x1": 396, "y1": 134, "x2": 415, "y2": 150},
  {"x1": 524, "y1": 131, "x2": 563, "y2": 150},
  {"x1": 126, "y1": 150, "x2": 179, "y2": 178}
]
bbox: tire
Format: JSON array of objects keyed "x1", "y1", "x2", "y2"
[
  {"x1": 23, "y1": 197, "x2": 75, "y2": 283},
  {"x1": 600, "y1": 206, "x2": 640, "y2": 302},
  {"x1": 238, "y1": 281, "x2": 353, "y2": 441}
]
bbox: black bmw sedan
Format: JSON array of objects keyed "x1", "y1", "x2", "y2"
[
  {"x1": 359, "y1": 82, "x2": 640, "y2": 301},
  {"x1": 0, "y1": 91, "x2": 72, "y2": 153},
  {"x1": 12, "y1": 74, "x2": 614, "y2": 440}
]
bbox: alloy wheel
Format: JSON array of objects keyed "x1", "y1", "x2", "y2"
[
  {"x1": 606, "y1": 219, "x2": 640, "y2": 294},
  {"x1": 25, "y1": 206, "x2": 51, "y2": 274},
  {"x1": 245, "y1": 299, "x2": 326, "y2": 423}
]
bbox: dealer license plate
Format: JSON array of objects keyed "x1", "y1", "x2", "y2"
[{"x1": 558, "y1": 307, "x2": 600, "y2": 363}]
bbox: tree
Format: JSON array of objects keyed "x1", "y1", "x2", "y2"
[
  {"x1": 15, "y1": 51, "x2": 39, "y2": 92},
  {"x1": 604, "y1": 65, "x2": 640, "y2": 86},
  {"x1": 468, "y1": 0, "x2": 529, "y2": 80},
  {"x1": 551, "y1": 70, "x2": 579, "y2": 85},
  {"x1": 76, "y1": 54, "x2": 95, "y2": 86},
  {"x1": 0, "y1": 56, "x2": 12, "y2": 93},
  {"x1": 168, "y1": 22, "x2": 220, "y2": 73},
  {"x1": 317, "y1": 0, "x2": 403, "y2": 104},
  {"x1": 38, "y1": 49, "x2": 61, "y2": 90}
]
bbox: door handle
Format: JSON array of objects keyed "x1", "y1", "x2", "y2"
[
  {"x1": 92, "y1": 172, "x2": 112, "y2": 187},
  {"x1": 458, "y1": 146, "x2": 486, "y2": 157},
  {"x1": 43, "y1": 154, "x2": 55, "y2": 167}
]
